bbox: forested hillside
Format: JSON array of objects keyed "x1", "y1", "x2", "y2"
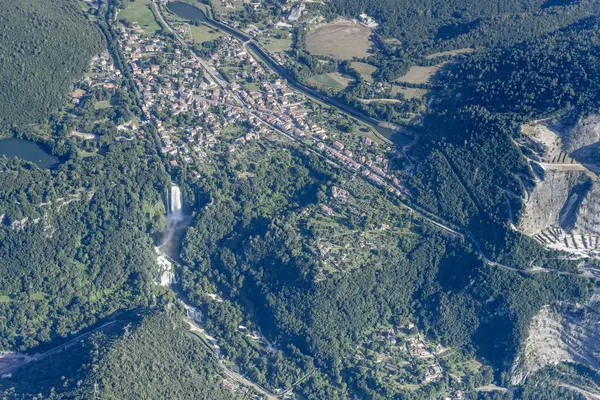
[
  {"x1": 0, "y1": 0, "x2": 102, "y2": 131},
  {"x1": 325, "y1": 0, "x2": 600, "y2": 48},
  {"x1": 0, "y1": 140, "x2": 169, "y2": 350},
  {"x1": 412, "y1": 17, "x2": 600, "y2": 262},
  {"x1": 176, "y1": 140, "x2": 592, "y2": 398},
  {"x1": 0, "y1": 312, "x2": 235, "y2": 399}
]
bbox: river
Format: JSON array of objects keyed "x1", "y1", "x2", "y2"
[
  {"x1": 0, "y1": 138, "x2": 60, "y2": 169},
  {"x1": 162, "y1": 2, "x2": 413, "y2": 145}
]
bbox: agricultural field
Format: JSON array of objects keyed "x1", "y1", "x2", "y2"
[
  {"x1": 396, "y1": 65, "x2": 440, "y2": 84},
  {"x1": 190, "y1": 24, "x2": 223, "y2": 43},
  {"x1": 351, "y1": 61, "x2": 377, "y2": 82},
  {"x1": 119, "y1": 0, "x2": 161, "y2": 34},
  {"x1": 306, "y1": 19, "x2": 373, "y2": 60},
  {"x1": 307, "y1": 72, "x2": 354, "y2": 92}
]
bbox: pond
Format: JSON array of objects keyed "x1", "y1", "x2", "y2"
[
  {"x1": 0, "y1": 138, "x2": 60, "y2": 169},
  {"x1": 166, "y1": 1, "x2": 207, "y2": 20}
]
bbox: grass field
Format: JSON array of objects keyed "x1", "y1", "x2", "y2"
[
  {"x1": 190, "y1": 24, "x2": 223, "y2": 43},
  {"x1": 94, "y1": 100, "x2": 112, "y2": 110},
  {"x1": 396, "y1": 65, "x2": 440, "y2": 84},
  {"x1": 391, "y1": 86, "x2": 428, "y2": 100},
  {"x1": 351, "y1": 61, "x2": 377, "y2": 82},
  {"x1": 119, "y1": 0, "x2": 161, "y2": 34},
  {"x1": 259, "y1": 37, "x2": 292, "y2": 53},
  {"x1": 194, "y1": 1, "x2": 213, "y2": 18},
  {"x1": 307, "y1": 72, "x2": 354, "y2": 92},
  {"x1": 209, "y1": 0, "x2": 244, "y2": 15},
  {"x1": 306, "y1": 20, "x2": 373, "y2": 60}
]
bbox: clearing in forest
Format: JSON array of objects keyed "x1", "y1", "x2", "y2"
[
  {"x1": 425, "y1": 48, "x2": 474, "y2": 59},
  {"x1": 392, "y1": 86, "x2": 428, "y2": 100},
  {"x1": 306, "y1": 19, "x2": 373, "y2": 60}
]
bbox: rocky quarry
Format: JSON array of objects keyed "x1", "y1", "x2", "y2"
[
  {"x1": 517, "y1": 115, "x2": 600, "y2": 256},
  {"x1": 511, "y1": 115, "x2": 600, "y2": 387}
]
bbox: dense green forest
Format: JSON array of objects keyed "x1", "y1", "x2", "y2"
[
  {"x1": 176, "y1": 140, "x2": 592, "y2": 398},
  {"x1": 324, "y1": 0, "x2": 600, "y2": 49},
  {"x1": 0, "y1": 139, "x2": 169, "y2": 350},
  {"x1": 1, "y1": 311, "x2": 236, "y2": 399},
  {"x1": 0, "y1": 0, "x2": 102, "y2": 131}
]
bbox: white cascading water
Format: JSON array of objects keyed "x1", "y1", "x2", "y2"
[
  {"x1": 168, "y1": 185, "x2": 183, "y2": 223},
  {"x1": 155, "y1": 185, "x2": 184, "y2": 286}
]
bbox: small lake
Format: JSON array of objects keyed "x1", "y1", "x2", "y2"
[
  {"x1": 0, "y1": 138, "x2": 60, "y2": 169},
  {"x1": 166, "y1": 1, "x2": 207, "y2": 20}
]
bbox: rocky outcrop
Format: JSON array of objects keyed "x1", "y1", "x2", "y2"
[{"x1": 511, "y1": 299, "x2": 600, "y2": 385}]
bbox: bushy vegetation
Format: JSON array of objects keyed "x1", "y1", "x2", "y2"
[{"x1": 0, "y1": 0, "x2": 102, "y2": 131}]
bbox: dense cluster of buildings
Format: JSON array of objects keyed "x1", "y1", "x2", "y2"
[{"x1": 115, "y1": 14, "x2": 405, "y2": 198}]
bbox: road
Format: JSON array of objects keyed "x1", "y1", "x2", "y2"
[
  {"x1": 559, "y1": 383, "x2": 600, "y2": 400},
  {"x1": 152, "y1": 0, "x2": 600, "y2": 281},
  {"x1": 153, "y1": 0, "x2": 413, "y2": 137},
  {"x1": 0, "y1": 321, "x2": 118, "y2": 375}
]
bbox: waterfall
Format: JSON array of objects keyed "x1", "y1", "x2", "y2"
[
  {"x1": 155, "y1": 250, "x2": 177, "y2": 287},
  {"x1": 168, "y1": 185, "x2": 183, "y2": 222}
]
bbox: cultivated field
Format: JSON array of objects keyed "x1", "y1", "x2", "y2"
[
  {"x1": 397, "y1": 65, "x2": 440, "y2": 84},
  {"x1": 351, "y1": 61, "x2": 377, "y2": 82},
  {"x1": 119, "y1": 0, "x2": 161, "y2": 34},
  {"x1": 307, "y1": 72, "x2": 354, "y2": 92},
  {"x1": 306, "y1": 19, "x2": 373, "y2": 60}
]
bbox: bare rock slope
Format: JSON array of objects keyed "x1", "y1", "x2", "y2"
[
  {"x1": 517, "y1": 115, "x2": 600, "y2": 255},
  {"x1": 511, "y1": 298, "x2": 600, "y2": 384}
]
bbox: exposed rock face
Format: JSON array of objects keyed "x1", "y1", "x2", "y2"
[
  {"x1": 518, "y1": 169, "x2": 589, "y2": 236},
  {"x1": 565, "y1": 115, "x2": 600, "y2": 155},
  {"x1": 573, "y1": 184, "x2": 600, "y2": 236},
  {"x1": 511, "y1": 300, "x2": 600, "y2": 385},
  {"x1": 517, "y1": 115, "x2": 600, "y2": 255}
]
